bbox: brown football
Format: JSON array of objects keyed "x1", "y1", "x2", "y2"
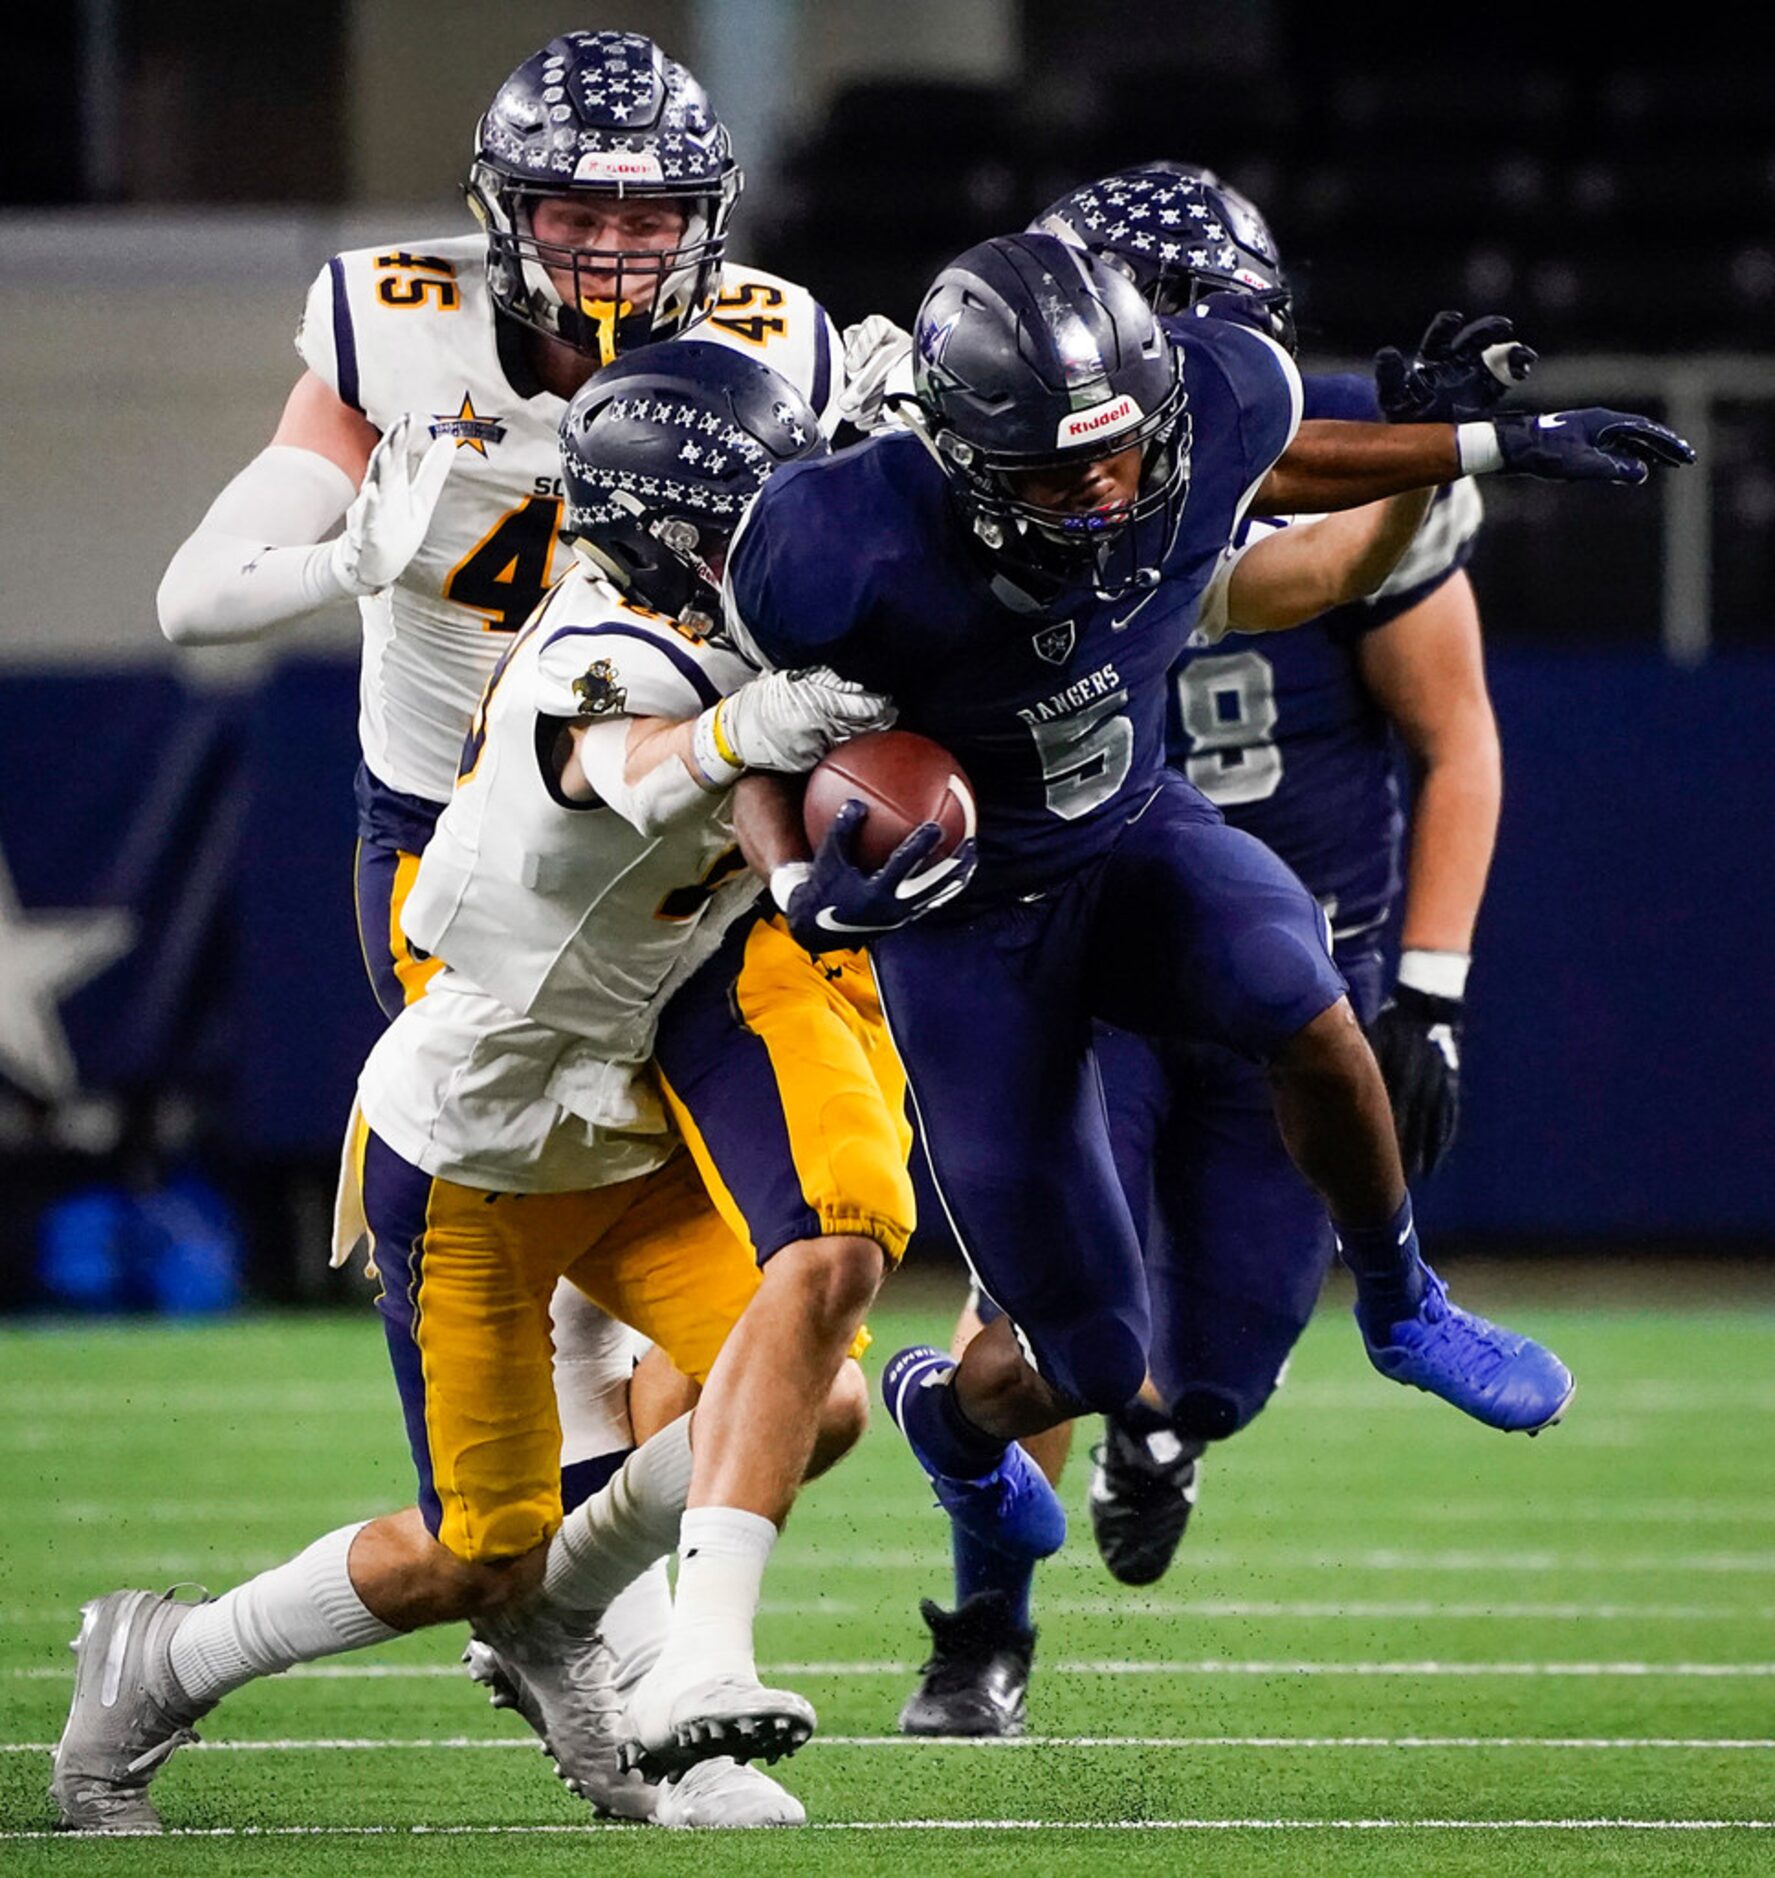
[{"x1": 803, "y1": 730, "x2": 977, "y2": 873}]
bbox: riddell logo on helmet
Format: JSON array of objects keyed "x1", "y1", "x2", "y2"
[
  {"x1": 573, "y1": 151, "x2": 666, "y2": 184},
  {"x1": 1057, "y1": 394, "x2": 1143, "y2": 448}
]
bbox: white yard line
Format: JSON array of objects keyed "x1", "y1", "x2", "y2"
[
  {"x1": 12, "y1": 1658, "x2": 1775, "y2": 1680},
  {"x1": 6, "y1": 1734, "x2": 1774, "y2": 1754},
  {"x1": 3, "y1": 1819, "x2": 1773, "y2": 1839}
]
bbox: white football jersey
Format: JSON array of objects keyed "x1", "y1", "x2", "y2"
[
  {"x1": 296, "y1": 231, "x2": 841, "y2": 806},
  {"x1": 355, "y1": 564, "x2": 758, "y2": 1192}
]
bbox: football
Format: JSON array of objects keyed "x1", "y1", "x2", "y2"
[{"x1": 803, "y1": 729, "x2": 977, "y2": 873}]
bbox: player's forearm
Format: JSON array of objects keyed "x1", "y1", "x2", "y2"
[
  {"x1": 1226, "y1": 489, "x2": 1437, "y2": 633},
  {"x1": 570, "y1": 715, "x2": 724, "y2": 837},
  {"x1": 732, "y1": 772, "x2": 811, "y2": 878},
  {"x1": 1397, "y1": 721, "x2": 1501, "y2": 953},
  {"x1": 155, "y1": 446, "x2": 360, "y2": 644},
  {"x1": 1256, "y1": 420, "x2": 1459, "y2": 515}
]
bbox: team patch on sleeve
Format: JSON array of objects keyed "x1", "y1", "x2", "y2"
[{"x1": 532, "y1": 619, "x2": 724, "y2": 723}]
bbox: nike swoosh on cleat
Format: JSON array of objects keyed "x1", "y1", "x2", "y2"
[{"x1": 1536, "y1": 414, "x2": 1567, "y2": 429}]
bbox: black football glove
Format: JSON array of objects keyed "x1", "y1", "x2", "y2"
[
  {"x1": 1375, "y1": 310, "x2": 1536, "y2": 423},
  {"x1": 1369, "y1": 982, "x2": 1464, "y2": 1181},
  {"x1": 1490, "y1": 408, "x2": 1696, "y2": 484},
  {"x1": 779, "y1": 799, "x2": 977, "y2": 956}
]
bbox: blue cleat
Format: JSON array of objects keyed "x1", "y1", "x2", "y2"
[
  {"x1": 1359, "y1": 1263, "x2": 1576, "y2": 1433},
  {"x1": 883, "y1": 1347, "x2": 1068, "y2": 1562}
]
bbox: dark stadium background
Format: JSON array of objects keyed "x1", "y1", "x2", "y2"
[{"x1": 1, "y1": 1, "x2": 1770, "y2": 1310}]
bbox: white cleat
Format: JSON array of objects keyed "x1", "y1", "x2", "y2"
[
  {"x1": 50, "y1": 1589, "x2": 212, "y2": 1834},
  {"x1": 654, "y1": 1755, "x2": 807, "y2": 1828},
  {"x1": 620, "y1": 1667, "x2": 816, "y2": 1781},
  {"x1": 466, "y1": 1608, "x2": 655, "y2": 1820}
]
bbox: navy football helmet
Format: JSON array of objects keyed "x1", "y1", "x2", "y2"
[
  {"x1": 910, "y1": 232, "x2": 1190, "y2": 600},
  {"x1": 1032, "y1": 162, "x2": 1295, "y2": 353},
  {"x1": 467, "y1": 31, "x2": 742, "y2": 363},
  {"x1": 559, "y1": 341, "x2": 826, "y2": 634}
]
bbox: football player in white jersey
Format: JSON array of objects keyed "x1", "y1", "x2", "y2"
[
  {"x1": 150, "y1": 30, "x2": 846, "y2": 1817},
  {"x1": 57, "y1": 344, "x2": 952, "y2": 1833}
]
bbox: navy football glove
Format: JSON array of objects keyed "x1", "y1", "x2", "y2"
[
  {"x1": 779, "y1": 799, "x2": 978, "y2": 955},
  {"x1": 1491, "y1": 408, "x2": 1696, "y2": 484},
  {"x1": 1369, "y1": 983, "x2": 1463, "y2": 1181},
  {"x1": 1375, "y1": 310, "x2": 1536, "y2": 423}
]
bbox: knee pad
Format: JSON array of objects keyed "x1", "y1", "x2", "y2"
[
  {"x1": 1044, "y1": 1313, "x2": 1147, "y2": 1416},
  {"x1": 1166, "y1": 1383, "x2": 1253, "y2": 1442}
]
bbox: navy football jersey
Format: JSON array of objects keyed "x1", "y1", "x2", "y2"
[
  {"x1": 1168, "y1": 367, "x2": 1481, "y2": 939},
  {"x1": 728, "y1": 316, "x2": 1302, "y2": 905}
]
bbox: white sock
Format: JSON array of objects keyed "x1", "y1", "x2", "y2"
[
  {"x1": 597, "y1": 1558, "x2": 673, "y2": 1693},
  {"x1": 656, "y1": 1506, "x2": 778, "y2": 1683},
  {"x1": 167, "y1": 1522, "x2": 397, "y2": 1704},
  {"x1": 541, "y1": 1413, "x2": 694, "y2": 1616}
]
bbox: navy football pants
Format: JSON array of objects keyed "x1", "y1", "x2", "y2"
[{"x1": 872, "y1": 774, "x2": 1347, "y2": 1416}]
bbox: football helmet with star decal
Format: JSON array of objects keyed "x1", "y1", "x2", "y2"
[
  {"x1": 467, "y1": 30, "x2": 742, "y2": 362},
  {"x1": 1032, "y1": 162, "x2": 1295, "y2": 353},
  {"x1": 559, "y1": 341, "x2": 827, "y2": 634},
  {"x1": 910, "y1": 232, "x2": 1190, "y2": 602}
]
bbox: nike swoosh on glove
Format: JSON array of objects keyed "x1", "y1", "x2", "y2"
[{"x1": 781, "y1": 799, "x2": 977, "y2": 955}]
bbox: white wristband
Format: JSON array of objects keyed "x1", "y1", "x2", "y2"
[
  {"x1": 1454, "y1": 422, "x2": 1504, "y2": 477},
  {"x1": 691, "y1": 705, "x2": 745, "y2": 789},
  {"x1": 769, "y1": 861, "x2": 813, "y2": 914},
  {"x1": 1397, "y1": 948, "x2": 1470, "y2": 1000}
]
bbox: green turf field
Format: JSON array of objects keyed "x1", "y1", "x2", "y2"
[{"x1": 3, "y1": 1272, "x2": 1772, "y2": 1875}]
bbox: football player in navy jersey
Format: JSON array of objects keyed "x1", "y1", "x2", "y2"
[
  {"x1": 893, "y1": 167, "x2": 1540, "y2": 1732},
  {"x1": 723, "y1": 228, "x2": 1692, "y2": 1733}
]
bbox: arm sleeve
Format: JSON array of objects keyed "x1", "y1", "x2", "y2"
[
  {"x1": 1301, "y1": 370, "x2": 1384, "y2": 424},
  {"x1": 155, "y1": 445, "x2": 358, "y2": 645}
]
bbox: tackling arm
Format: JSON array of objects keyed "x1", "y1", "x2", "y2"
[{"x1": 1217, "y1": 488, "x2": 1437, "y2": 636}]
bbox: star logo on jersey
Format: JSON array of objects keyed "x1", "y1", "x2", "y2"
[
  {"x1": 429, "y1": 393, "x2": 509, "y2": 455},
  {"x1": 0, "y1": 843, "x2": 137, "y2": 1103},
  {"x1": 1031, "y1": 622, "x2": 1076, "y2": 665}
]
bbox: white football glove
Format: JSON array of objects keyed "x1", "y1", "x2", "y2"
[
  {"x1": 329, "y1": 413, "x2": 458, "y2": 596},
  {"x1": 836, "y1": 315, "x2": 915, "y2": 433},
  {"x1": 718, "y1": 666, "x2": 897, "y2": 773}
]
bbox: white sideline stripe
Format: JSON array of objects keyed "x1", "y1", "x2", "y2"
[
  {"x1": 7, "y1": 1734, "x2": 1775, "y2": 1755},
  {"x1": 5, "y1": 1820, "x2": 1774, "y2": 1839},
  {"x1": 14, "y1": 1659, "x2": 1775, "y2": 1680},
  {"x1": 768, "y1": 1548, "x2": 1775, "y2": 1574}
]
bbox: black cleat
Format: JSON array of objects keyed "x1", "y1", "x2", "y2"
[
  {"x1": 897, "y1": 1591, "x2": 1034, "y2": 1737},
  {"x1": 1089, "y1": 1415, "x2": 1204, "y2": 1586}
]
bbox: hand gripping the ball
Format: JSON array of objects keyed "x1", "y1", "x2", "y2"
[
  {"x1": 717, "y1": 667, "x2": 898, "y2": 774},
  {"x1": 1375, "y1": 310, "x2": 1537, "y2": 423},
  {"x1": 330, "y1": 414, "x2": 459, "y2": 597},
  {"x1": 1489, "y1": 408, "x2": 1697, "y2": 484},
  {"x1": 776, "y1": 799, "x2": 978, "y2": 955}
]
